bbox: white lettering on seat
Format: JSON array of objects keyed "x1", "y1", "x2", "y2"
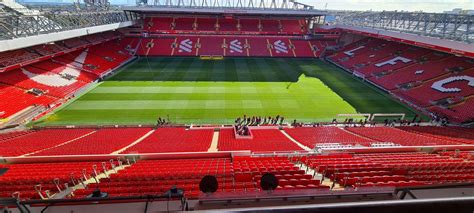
[
  {"x1": 178, "y1": 39, "x2": 193, "y2": 53},
  {"x1": 344, "y1": 46, "x2": 365, "y2": 56},
  {"x1": 431, "y1": 75, "x2": 474, "y2": 93},
  {"x1": 273, "y1": 40, "x2": 288, "y2": 54},
  {"x1": 375, "y1": 56, "x2": 412, "y2": 67},
  {"x1": 21, "y1": 50, "x2": 86, "y2": 87},
  {"x1": 229, "y1": 39, "x2": 243, "y2": 53}
]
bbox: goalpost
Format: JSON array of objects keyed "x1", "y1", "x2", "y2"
[
  {"x1": 337, "y1": 113, "x2": 371, "y2": 121},
  {"x1": 371, "y1": 113, "x2": 406, "y2": 121}
]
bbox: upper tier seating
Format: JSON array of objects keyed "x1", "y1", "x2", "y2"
[
  {"x1": 0, "y1": 31, "x2": 119, "y2": 71},
  {"x1": 239, "y1": 19, "x2": 260, "y2": 32},
  {"x1": 59, "y1": 40, "x2": 133, "y2": 76},
  {"x1": 197, "y1": 17, "x2": 217, "y2": 31},
  {"x1": 61, "y1": 37, "x2": 89, "y2": 49},
  {"x1": 145, "y1": 17, "x2": 174, "y2": 32},
  {"x1": 372, "y1": 52, "x2": 450, "y2": 90},
  {"x1": 123, "y1": 128, "x2": 214, "y2": 153},
  {"x1": 218, "y1": 18, "x2": 238, "y2": 32},
  {"x1": 0, "y1": 64, "x2": 91, "y2": 98},
  {"x1": 284, "y1": 127, "x2": 375, "y2": 148},
  {"x1": 394, "y1": 67, "x2": 474, "y2": 107},
  {"x1": 0, "y1": 161, "x2": 99, "y2": 200},
  {"x1": 345, "y1": 127, "x2": 461, "y2": 146},
  {"x1": 0, "y1": 128, "x2": 94, "y2": 157},
  {"x1": 143, "y1": 17, "x2": 306, "y2": 35},
  {"x1": 329, "y1": 37, "x2": 474, "y2": 123},
  {"x1": 33, "y1": 59, "x2": 98, "y2": 83},
  {"x1": 357, "y1": 46, "x2": 433, "y2": 77},
  {"x1": 0, "y1": 33, "x2": 132, "y2": 119},
  {"x1": 30, "y1": 43, "x2": 68, "y2": 56},
  {"x1": 328, "y1": 38, "x2": 371, "y2": 62},
  {"x1": 280, "y1": 19, "x2": 305, "y2": 34},
  {"x1": 32, "y1": 128, "x2": 152, "y2": 156},
  {"x1": 218, "y1": 129, "x2": 302, "y2": 152},
  {"x1": 0, "y1": 49, "x2": 40, "y2": 68}
]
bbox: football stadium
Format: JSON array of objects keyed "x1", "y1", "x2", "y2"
[{"x1": 0, "y1": 0, "x2": 473, "y2": 212}]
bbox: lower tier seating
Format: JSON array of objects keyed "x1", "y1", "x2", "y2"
[
  {"x1": 0, "y1": 128, "x2": 94, "y2": 157},
  {"x1": 74, "y1": 156, "x2": 327, "y2": 199},
  {"x1": 218, "y1": 129, "x2": 302, "y2": 152},
  {"x1": 303, "y1": 152, "x2": 474, "y2": 188},
  {"x1": 284, "y1": 127, "x2": 374, "y2": 148},
  {"x1": 123, "y1": 128, "x2": 214, "y2": 153},
  {"x1": 397, "y1": 126, "x2": 474, "y2": 144},
  {"x1": 0, "y1": 84, "x2": 58, "y2": 118},
  {"x1": 75, "y1": 158, "x2": 233, "y2": 198},
  {"x1": 345, "y1": 127, "x2": 462, "y2": 146},
  {"x1": 32, "y1": 128, "x2": 152, "y2": 156},
  {"x1": 136, "y1": 36, "x2": 331, "y2": 58},
  {"x1": 0, "y1": 130, "x2": 34, "y2": 142},
  {"x1": 0, "y1": 161, "x2": 100, "y2": 200}
]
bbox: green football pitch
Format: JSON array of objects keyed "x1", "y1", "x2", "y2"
[{"x1": 34, "y1": 57, "x2": 421, "y2": 126}]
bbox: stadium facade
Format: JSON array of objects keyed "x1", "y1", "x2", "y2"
[{"x1": 0, "y1": 0, "x2": 473, "y2": 212}]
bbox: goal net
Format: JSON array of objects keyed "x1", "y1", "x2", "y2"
[{"x1": 371, "y1": 113, "x2": 405, "y2": 121}]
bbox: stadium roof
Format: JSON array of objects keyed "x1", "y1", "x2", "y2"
[{"x1": 124, "y1": 0, "x2": 325, "y2": 16}]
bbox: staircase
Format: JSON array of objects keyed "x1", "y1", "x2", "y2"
[{"x1": 0, "y1": 105, "x2": 45, "y2": 129}]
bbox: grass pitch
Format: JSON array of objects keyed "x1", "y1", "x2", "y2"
[{"x1": 35, "y1": 57, "x2": 420, "y2": 125}]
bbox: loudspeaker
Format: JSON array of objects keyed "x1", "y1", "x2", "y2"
[
  {"x1": 199, "y1": 175, "x2": 218, "y2": 193},
  {"x1": 260, "y1": 173, "x2": 278, "y2": 191}
]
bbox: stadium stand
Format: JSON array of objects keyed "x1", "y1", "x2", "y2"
[
  {"x1": 0, "y1": 83, "x2": 58, "y2": 118},
  {"x1": 0, "y1": 65, "x2": 91, "y2": 98},
  {"x1": 32, "y1": 128, "x2": 152, "y2": 156},
  {"x1": 397, "y1": 126, "x2": 474, "y2": 144},
  {"x1": 304, "y1": 152, "x2": 474, "y2": 188},
  {"x1": 218, "y1": 129, "x2": 302, "y2": 152},
  {"x1": 0, "y1": 33, "x2": 133, "y2": 120},
  {"x1": 0, "y1": 128, "x2": 94, "y2": 157},
  {"x1": 284, "y1": 127, "x2": 375, "y2": 148},
  {"x1": 328, "y1": 37, "x2": 474, "y2": 123},
  {"x1": 439, "y1": 151, "x2": 474, "y2": 160},
  {"x1": 0, "y1": 161, "x2": 100, "y2": 200},
  {"x1": 218, "y1": 18, "x2": 238, "y2": 32},
  {"x1": 136, "y1": 35, "x2": 329, "y2": 58},
  {"x1": 345, "y1": 127, "x2": 462, "y2": 146},
  {"x1": 74, "y1": 156, "x2": 327, "y2": 199},
  {"x1": 0, "y1": 130, "x2": 34, "y2": 141},
  {"x1": 233, "y1": 156, "x2": 328, "y2": 190},
  {"x1": 75, "y1": 158, "x2": 233, "y2": 198},
  {"x1": 123, "y1": 128, "x2": 214, "y2": 153},
  {"x1": 0, "y1": 49, "x2": 40, "y2": 69}
]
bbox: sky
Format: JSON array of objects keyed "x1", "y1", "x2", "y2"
[{"x1": 299, "y1": 0, "x2": 473, "y2": 12}]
